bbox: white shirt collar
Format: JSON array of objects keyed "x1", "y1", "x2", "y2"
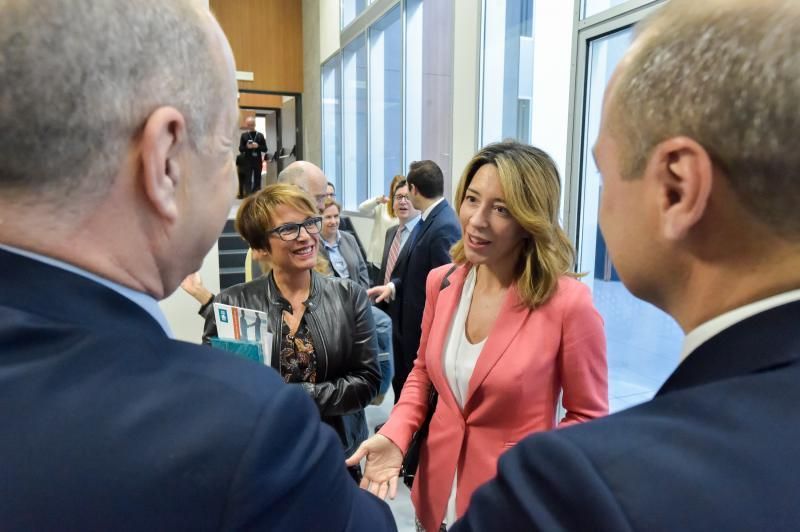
[
  {"x1": 0, "y1": 244, "x2": 173, "y2": 337},
  {"x1": 680, "y1": 288, "x2": 800, "y2": 361},
  {"x1": 421, "y1": 197, "x2": 445, "y2": 221}
]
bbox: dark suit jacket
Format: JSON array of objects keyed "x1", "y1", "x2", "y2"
[
  {"x1": 452, "y1": 299, "x2": 800, "y2": 532},
  {"x1": 0, "y1": 248, "x2": 395, "y2": 531},
  {"x1": 318, "y1": 230, "x2": 370, "y2": 288},
  {"x1": 390, "y1": 199, "x2": 461, "y2": 381},
  {"x1": 378, "y1": 224, "x2": 400, "y2": 285}
]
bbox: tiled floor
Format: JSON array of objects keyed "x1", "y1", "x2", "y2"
[{"x1": 363, "y1": 279, "x2": 684, "y2": 529}]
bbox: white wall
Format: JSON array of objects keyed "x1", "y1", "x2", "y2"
[
  {"x1": 282, "y1": 96, "x2": 297, "y2": 156},
  {"x1": 320, "y1": 0, "x2": 341, "y2": 61},
  {"x1": 450, "y1": 0, "x2": 481, "y2": 200}
]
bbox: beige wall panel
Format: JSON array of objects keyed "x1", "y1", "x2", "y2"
[
  {"x1": 211, "y1": 0, "x2": 304, "y2": 93},
  {"x1": 239, "y1": 93, "x2": 284, "y2": 109}
]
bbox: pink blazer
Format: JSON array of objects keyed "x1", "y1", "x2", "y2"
[{"x1": 380, "y1": 264, "x2": 608, "y2": 531}]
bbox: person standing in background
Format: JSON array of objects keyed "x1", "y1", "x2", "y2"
[
  {"x1": 369, "y1": 160, "x2": 461, "y2": 401},
  {"x1": 360, "y1": 175, "x2": 404, "y2": 285},
  {"x1": 237, "y1": 116, "x2": 267, "y2": 198}
]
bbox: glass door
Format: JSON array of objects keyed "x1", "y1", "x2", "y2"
[{"x1": 573, "y1": 20, "x2": 681, "y2": 412}]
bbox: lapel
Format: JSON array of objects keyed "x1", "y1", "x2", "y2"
[
  {"x1": 658, "y1": 299, "x2": 800, "y2": 396},
  {"x1": 425, "y1": 265, "x2": 469, "y2": 413},
  {"x1": 380, "y1": 225, "x2": 399, "y2": 277},
  {"x1": 394, "y1": 200, "x2": 447, "y2": 273},
  {"x1": 463, "y1": 282, "x2": 532, "y2": 413},
  {"x1": 338, "y1": 233, "x2": 359, "y2": 281}
]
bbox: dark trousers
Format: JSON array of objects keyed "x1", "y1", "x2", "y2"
[
  {"x1": 238, "y1": 165, "x2": 261, "y2": 197},
  {"x1": 391, "y1": 351, "x2": 414, "y2": 404}
]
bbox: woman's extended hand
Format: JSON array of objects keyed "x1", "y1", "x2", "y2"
[{"x1": 345, "y1": 434, "x2": 403, "y2": 500}]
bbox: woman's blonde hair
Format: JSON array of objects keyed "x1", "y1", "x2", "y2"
[
  {"x1": 236, "y1": 183, "x2": 329, "y2": 273},
  {"x1": 386, "y1": 174, "x2": 405, "y2": 218},
  {"x1": 451, "y1": 141, "x2": 577, "y2": 308}
]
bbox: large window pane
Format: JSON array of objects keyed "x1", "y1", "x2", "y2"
[
  {"x1": 342, "y1": 0, "x2": 369, "y2": 29},
  {"x1": 368, "y1": 5, "x2": 403, "y2": 199},
  {"x1": 322, "y1": 56, "x2": 342, "y2": 195},
  {"x1": 480, "y1": 0, "x2": 535, "y2": 146},
  {"x1": 342, "y1": 35, "x2": 368, "y2": 210},
  {"x1": 405, "y1": 0, "x2": 455, "y2": 182},
  {"x1": 578, "y1": 28, "x2": 681, "y2": 412}
]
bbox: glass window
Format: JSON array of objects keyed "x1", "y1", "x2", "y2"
[
  {"x1": 322, "y1": 56, "x2": 342, "y2": 197},
  {"x1": 368, "y1": 5, "x2": 403, "y2": 199},
  {"x1": 577, "y1": 27, "x2": 682, "y2": 412},
  {"x1": 405, "y1": 0, "x2": 455, "y2": 182},
  {"x1": 480, "y1": 0, "x2": 535, "y2": 146},
  {"x1": 341, "y1": 35, "x2": 368, "y2": 210},
  {"x1": 342, "y1": 0, "x2": 369, "y2": 29},
  {"x1": 582, "y1": 0, "x2": 631, "y2": 19}
]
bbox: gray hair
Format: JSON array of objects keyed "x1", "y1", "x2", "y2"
[
  {"x1": 0, "y1": 0, "x2": 225, "y2": 206},
  {"x1": 612, "y1": 0, "x2": 800, "y2": 237}
]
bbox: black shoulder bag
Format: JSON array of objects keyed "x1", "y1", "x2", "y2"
[{"x1": 400, "y1": 264, "x2": 457, "y2": 489}]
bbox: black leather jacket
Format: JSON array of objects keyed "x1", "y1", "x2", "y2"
[{"x1": 201, "y1": 271, "x2": 380, "y2": 456}]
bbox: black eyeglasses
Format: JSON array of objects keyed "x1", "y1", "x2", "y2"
[
  {"x1": 268, "y1": 217, "x2": 322, "y2": 241},
  {"x1": 393, "y1": 194, "x2": 410, "y2": 203}
]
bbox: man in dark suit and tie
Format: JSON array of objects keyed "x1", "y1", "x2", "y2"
[
  {"x1": 370, "y1": 162, "x2": 461, "y2": 400},
  {"x1": 452, "y1": 1, "x2": 800, "y2": 530},
  {"x1": 0, "y1": 1, "x2": 394, "y2": 530},
  {"x1": 378, "y1": 180, "x2": 421, "y2": 290}
]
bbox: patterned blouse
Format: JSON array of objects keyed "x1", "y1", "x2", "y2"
[{"x1": 279, "y1": 313, "x2": 317, "y2": 384}]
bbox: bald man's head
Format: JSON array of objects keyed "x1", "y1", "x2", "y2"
[
  {"x1": 277, "y1": 161, "x2": 328, "y2": 211},
  {"x1": 606, "y1": 0, "x2": 800, "y2": 237}
]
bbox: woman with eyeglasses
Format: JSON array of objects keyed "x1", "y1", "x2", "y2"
[
  {"x1": 200, "y1": 184, "x2": 381, "y2": 483},
  {"x1": 358, "y1": 174, "x2": 404, "y2": 277}
]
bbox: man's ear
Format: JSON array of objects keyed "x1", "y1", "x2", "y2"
[
  {"x1": 139, "y1": 107, "x2": 188, "y2": 223},
  {"x1": 649, "y1": 136, "x2": 714, "y2": 241}
]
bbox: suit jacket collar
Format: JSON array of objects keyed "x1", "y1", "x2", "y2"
[
  {"x1": 426, "y1": 264, "x2": 532, "y2": 414},
  {"x1": 395, "y1": 200, "x2": 452, "y2": 270},
  {"x1": 658, "y1": 300, "x2": 800, "y2": 396},
  {"x1": 0, "y1": 248, "x2": 167, "y2": 338}
]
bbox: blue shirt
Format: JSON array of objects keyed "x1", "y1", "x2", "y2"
[
  {"x1": 0, "y1": 244, "x2": 173, "y2": 337},
  {"x1": 400, "y1": 215, "x2": 422, "y2": 250},
  {"x1": 320, "y1": 231, "x2": 350, "y2": 279}
]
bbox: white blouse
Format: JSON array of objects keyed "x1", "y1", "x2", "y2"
[
  {"x1": 441, "y1": 267, "x2": 486, "y2": 525},
  {"x1": 357, "y1": 197, "x2": 398, "y2": 265}
]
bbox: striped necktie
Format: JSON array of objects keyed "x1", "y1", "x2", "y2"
[{"x1": 384, "y1": 225, "x2": 406, "y2": 285}]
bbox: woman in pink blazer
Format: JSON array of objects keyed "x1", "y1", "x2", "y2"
[{"x1": 348, "y1": 142, "x2": 608, "y2": 531}]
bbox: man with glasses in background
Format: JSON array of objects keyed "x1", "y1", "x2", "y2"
[{"x1": 370, "y1": 161, "x2": 460, "y2": 401}]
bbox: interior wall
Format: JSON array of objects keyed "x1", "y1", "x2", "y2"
[
  {"x1": 238, "y1": 93, "x2": 284, "y2": 109},
  {"x1": 282, "y1": 97, "x2": 297, "y2": 156},
  {"x1": 450, "y1": 0, "x2": 481, "y2": 200},
  {"x1": 211, "y1": 0, "x2": 304, "y2": 93},
  {"x1": 302, "y1": 0, "x2": 323, "y2": 165}
]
